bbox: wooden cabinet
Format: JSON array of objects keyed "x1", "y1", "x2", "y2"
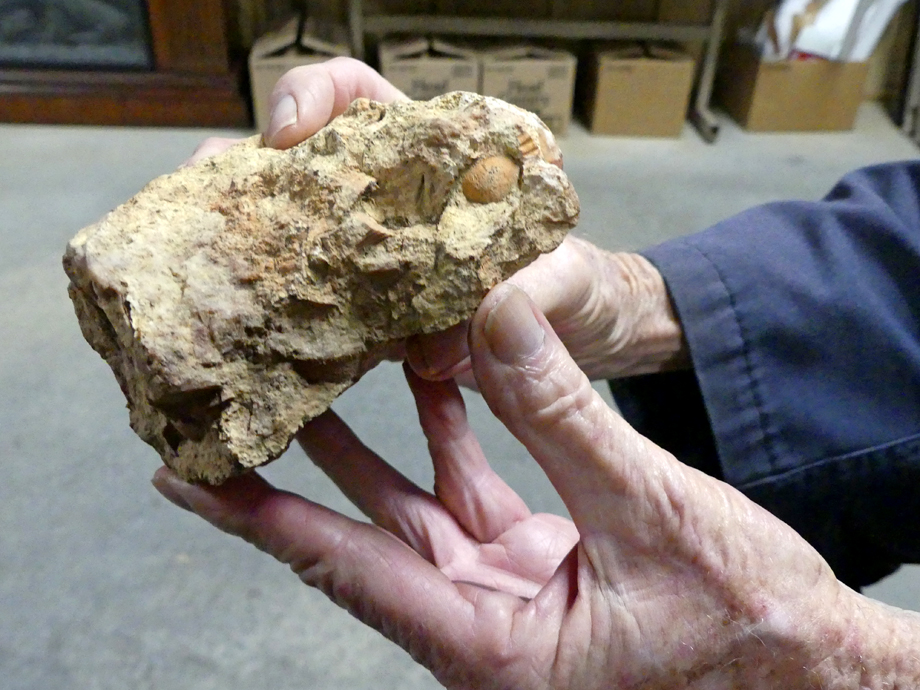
[{"x1": 0, "y1": 0, "x2": 250, "y2": 127}]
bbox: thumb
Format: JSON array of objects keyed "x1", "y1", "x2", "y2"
[
  {"x1": 265, "y1": 57, "x2": 407, "y2": 149},
  {"x1": 406, "y1": 237, "x2": 593, "y2": 382},
  {"x1": 469, "y1": 284, "x2": 685, "y2": 533}
]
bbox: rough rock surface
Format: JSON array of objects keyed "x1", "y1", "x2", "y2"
[{"x1": 64, "y1": 92, "x2": 580, "y2": 484}]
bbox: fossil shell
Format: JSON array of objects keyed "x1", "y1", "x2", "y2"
[
  {"x1": 461, "y1": 156, "x2": 521, "y2": 204},
  {"x1": 519, "y1": 130, "x2": 562, "y2": 168},
  {"x1": 518, "y1": 132, "x2": 540, "y2": 158}
]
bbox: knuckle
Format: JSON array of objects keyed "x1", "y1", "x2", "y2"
[
  {"x1": 278, "y1": 62, "x2": 318, "y2": 83},
  {"x1": 188, "y1": 137, "x2": 236, "y2": 164},
  {"x1": 325, "y1": 55, "x2": 360, "y2": 69},
  {"x1": 191, "y1": 137, "x2": 219, "y2": 156},
  {"x1": 276, "y1": 56, "x2": 359, "y2": 92}
]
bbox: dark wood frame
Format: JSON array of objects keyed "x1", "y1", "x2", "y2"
[{"x1": 0, "y1": 0, "x2": 251, "y2": 127}]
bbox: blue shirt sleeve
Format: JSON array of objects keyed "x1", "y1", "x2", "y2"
[{"x1": 610, "y1": 161, "x2": 920, "y2": 589}]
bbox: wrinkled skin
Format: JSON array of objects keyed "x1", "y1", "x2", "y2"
[
  {"x1": 156, "y1": 284, "x2": 889, "y2": 689},
  {"x1": 155, "y1": 57, "x2": 920, "y2": 689}
]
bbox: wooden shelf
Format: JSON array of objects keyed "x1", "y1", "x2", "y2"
[
  {"x1": 348, "y1": 0, "x2": 729, "y2": 142},
  {"x1": 360, "y1": 16, "x2": 714, "y2": 42}
]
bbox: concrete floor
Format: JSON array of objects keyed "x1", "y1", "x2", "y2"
[{"x1": 2, "y1": 104, "x2": 919, "y2": 689}]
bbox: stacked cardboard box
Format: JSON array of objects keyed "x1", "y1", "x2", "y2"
[
  {"x1": 715, "y1": 45, "x2": 869, "y2": 132},
  {"x1": 378, "y1": 39, "x2": 577, "y2": 135},
  {"x1": 581, "y1": 42, "x2": 695, "y2": 137},
  {"x1": 248, "y1": 18, "x2": 350, "y2": 132},
  {"x1": 478, "y1": 45, "x2": 577, "y2": 135},
  {"x1": 378, "y1": 38, "x2": 480, "y2": 101}
]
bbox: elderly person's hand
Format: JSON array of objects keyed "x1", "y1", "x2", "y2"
[
  {"x1": 184, "y1": 56, "x2": 406, "y2": 165},
  {"x1": 406, "y1": 237, "x2": 687, "y2": 384},
  {"x1": 153, "y1": 283, "x2": 920, "y2": 689},
  {"x1": 185, "y1": 58, "x2": 687, "y2": 384}
]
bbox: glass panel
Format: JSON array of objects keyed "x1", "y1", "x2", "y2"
[{"x1": 0, "y1": 0, "x2": 153, "y2": 70}]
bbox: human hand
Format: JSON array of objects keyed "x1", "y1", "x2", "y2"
[
  {"x1": 152, "y1": 284, "x2": 918, "y2": 689},
  {"x1": 183, "y1": 56, "x2": 406, "y2": 166},
  {"x1": 407, "y1": 236, "x2": 688, "y2": 383}
]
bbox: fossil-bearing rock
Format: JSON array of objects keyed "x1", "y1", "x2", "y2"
[{"x1": 64, "y1": 92, "x2": 580, "y2": 484}]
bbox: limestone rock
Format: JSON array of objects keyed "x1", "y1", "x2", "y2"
[{"x1": 63, "y1": 92, "x2": 580, "y2": 484}]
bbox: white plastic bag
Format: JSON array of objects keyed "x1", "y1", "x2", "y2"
[{"x1": 756, "y1": 0, "x2": 906, "y2": 61}]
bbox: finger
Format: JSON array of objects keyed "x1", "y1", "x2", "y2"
[
  {"x1": 265, "y1": 56, "x2": 407, "y2": 150},
  {"x1": 453, "y1": 368, "x2": 480, "y2": 392},
  {"x1": 406, "y1": 237, "x2": 592, "y2": 382},
  {"x1": 295, "y1": 411, "x2": 468, "y2": 564},
  {"x1": 182, "y1": 136, "x2": 245, "y2": 167},
  {"x1": 405, "y1": 321, "x2": 473, "y2": 381},
  {"x1": 150, "y1": 467, "x2": 476, "y2": 658},
  {"x1": 468, "y1": 284, "x2": 688, "y2": 535},
  {"x1": 404, "y1": 364, "x2": 531, "y2": 543}
]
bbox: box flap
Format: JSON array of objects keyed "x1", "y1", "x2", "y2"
[
  {"x1": 379, "y1": 37, "x2": 431, "y2": 60},
  {"x1": 298, "y1": 20, "x2": 350, "y2": 56},
  {"x1": 252, "y1": 18, "x2": 301, "y2": 57},
  {"x1": 429, "y1": 38, "x2": 480, "y2": 59},
  {"x1": 482, "y1": 44, "x2": 572, "y2": 61},
  {"x1": 381, "y1": 37, "x2": 480, "y2": 61},
  {"x1": 251, "y1": 16, "x2": 349, "y2": 60},
  {"x1": 597, "y1": 42, "x2": 691, "y2": 62},
  {"x1": 645, "y1": 42, "x2": 692, "y2": 61}
]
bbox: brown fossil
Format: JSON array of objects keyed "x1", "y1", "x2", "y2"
[
  {"x1": 63, "y1": 92, "x2": 580, "y2": 484},
  {"x1": 462, "y1": 156, "x2": 521, "y2": 204}
]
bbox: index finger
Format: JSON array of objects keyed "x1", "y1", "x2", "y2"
[
  {"x1": 266, "y1": 56, "x2": 408, "y2": 149},
  {"x1": 151, "y1": 467, "x2": 476, "y2": 660}
]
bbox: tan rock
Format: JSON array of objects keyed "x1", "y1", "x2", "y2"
[{"x1": 63, "y1": 92, "x2": 579, "y2": 484}]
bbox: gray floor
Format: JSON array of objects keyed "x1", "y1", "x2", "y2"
[{"x1": 2, "y1": 104, "x2": 919, "y2": 689}]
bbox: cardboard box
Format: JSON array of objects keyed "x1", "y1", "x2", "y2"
[
  {"x1": 379, "y1": 38, "x2": 480, "y2": 101},
  {"x1": 249, "y1": 17, "x2": 350, "y2": 132},
  {"x1": 481, "y1": 45, "x2": 577, "y2": 135},
  {"x1": 581, "y1": 42, "x2": 695, "y2": 137},
  {"x1": 715, "y1": 45, "x2": 870, "y2": 132}
]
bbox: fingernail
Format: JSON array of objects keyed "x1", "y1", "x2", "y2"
[
  {"x1": 268, "y1": 94, "x2": 298, "y2": 139},
  {"x1": 484, "y1": 287, "x2": 545, "y2": 364},
  {"x1": 152, "y1": 473, "x2": 193, "y2": 512}
]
